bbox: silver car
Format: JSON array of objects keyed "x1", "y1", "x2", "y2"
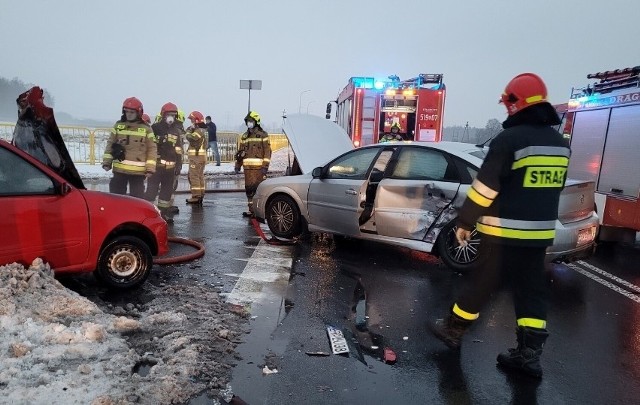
[{"x1": 253, "y1": 114, "x2": 598, "y2": 272}]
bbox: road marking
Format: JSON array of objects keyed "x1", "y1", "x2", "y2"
[
  {"x1": 575, "y1": 260, "x2": 640, "y2": 294},
  {"x1": 226, "y1": 240, "x2": 293, "y2": 305},
  {"x1": 566, "y1": 262, "x2": 640, "y2": 304}
]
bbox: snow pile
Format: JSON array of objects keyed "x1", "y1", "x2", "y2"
[{"x1": 0, "y1": 260, "x2": 245, "y2": 404}]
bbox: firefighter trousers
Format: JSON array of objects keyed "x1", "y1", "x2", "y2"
[
  {"x1": 244, "y1": 167, "x2": 266, "y2": 213},
  {"x1": 188, "y1": 156, "x2": 206, "y2": 198},
  {"x1": 144, "y1": 165, "x2": 176, "y2": 208},
  {"x1": 456, "y1": 239, "x2": 550, "y2": 322},
  {"x1": 110, "y1": 172, "x2": 145, "y2": 199}
]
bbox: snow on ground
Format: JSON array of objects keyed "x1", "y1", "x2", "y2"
[
  {"x1": 75, "y1": 147, "x2": 292, "y2": 180},
  {"x1": 0, "y1": 260, "x2": 246, "y2": 404}
]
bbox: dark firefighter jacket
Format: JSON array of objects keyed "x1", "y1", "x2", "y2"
[
  {"x1": 456, "y1": 103, "x2": 570, "y2": 247},
  {"x1": 151, "y1": 120, "x2": 184, "y2": 167},
  {"x1": 235, "y1": 126, "x2": 271, "y2": 171}
]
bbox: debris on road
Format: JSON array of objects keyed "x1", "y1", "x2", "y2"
[
  {"x1": 383, "y1": 347, "x2": 397, "y2": 364},
  {"x1": 305, "y1": 351, "x2": 331, "y2": 357},
  {"x1": 327, "y1": 326, "x2": 350, "y2": 355},
  {"x1": 262, "y1": 366, "x2": 279, "y2": 375}
]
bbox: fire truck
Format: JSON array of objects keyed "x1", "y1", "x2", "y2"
[
  {"x1": 556, "y1": 66, "x2": 640, "y2": 242},
  {"x1": 328, "y1": 74, "x2": 446, "y2": 147}
]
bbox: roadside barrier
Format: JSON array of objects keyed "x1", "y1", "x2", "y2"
[{"x1": 0, "y1": 122, "x2": 288, "y2": 165}]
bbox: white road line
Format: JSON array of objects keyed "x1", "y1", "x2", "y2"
[
  {"x1": 566, "y1": 262, "x2": 640, "y2": 304},
  {"x1": 226, "y1": 240, "x2": 293, "y2": 305},
  {"x1": 575, "y1": 260, "x2": 640, "y2": 294}
]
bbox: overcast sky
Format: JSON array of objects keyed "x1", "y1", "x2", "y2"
[{"x1": 1, "y1": 0, "x2": 639, "y2": 129}]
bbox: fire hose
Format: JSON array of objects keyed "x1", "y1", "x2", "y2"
[
  {"x1": 250, "y1": 218, "x2": 298, "y2": 246},
  {"x1": 153, "y1": 236, "x2": 205, "y2": 265}
]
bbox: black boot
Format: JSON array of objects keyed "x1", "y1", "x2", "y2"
[
  {"x1": 430, "y1": 314, "x2": 473, "y2": 350},
  {"x1": 497, "y1": 326, "x2": 548, "y2": 378},
  {"x1": 159, "y1": 208, "x2": 174, "y2": 224},
  {"x1": 186, "y1": 196, "x2": 203, "y2": 205}
]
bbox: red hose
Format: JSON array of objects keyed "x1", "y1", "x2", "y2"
[
  {"x1": 153, "y1": 236, "x2": 205, "y2": 265},
  {"x1": 250, "y1": 218, "x2": 297, "y2": 246}
]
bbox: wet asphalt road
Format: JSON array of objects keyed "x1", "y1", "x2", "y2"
[{"x1": 67, "y1": 193, "x2": 640, "y2": 404}]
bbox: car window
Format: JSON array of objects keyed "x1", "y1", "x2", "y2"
[
  {"x1": 0, "y1": 148, "x2": 55, "y2": 196},
  {"x1": 391, "y1": 147, "x2": 459, "y2": 182},
  {"x1": 326, "y1": 147, "x2": 381, "y2": 180}
]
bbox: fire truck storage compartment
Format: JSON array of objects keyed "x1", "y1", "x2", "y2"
[
  {"x1": 361, "y1": 93, "x2": 377, "y2": 146},
  {"x1": 597, "y1": 104, "x2": 640, "y2": 198},
  {"x1": 569, "y1": 105, "x2": 640, "y2": 199}
]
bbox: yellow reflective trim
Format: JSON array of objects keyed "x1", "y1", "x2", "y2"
[
  {"x1": 116, "y1": 129, "x2": 149, "y2": 137},
  {"x1": 476, "y1": 223, "x2": 555, "y2": 239},
  {"x1": 512, "y1": 156, "x2": 569, "y2": 170},
  {"x1": 453, "y1": 303, "x2": 479, "y2": 321},
  {"x1": 523, "y1": 167, "x2": 566, "y2": 188},
  {"x1": 471, "y1": 179, "x2": 498, "y2": 199},
  {"x1": 517, "y1": 318, "x2": 546, "y2": 329},
  {"x1": 243, "y1": 158, "x2": 263, "y2": 164},
  {"x1": 146, "y1": 160, "x2": 156, "y2": 165},
  {"x1": 103, "y1": 153, "x2": 113, "y2": 159},
  {"x1": 467, "y1": 187, "x2": 493, "y2": 208},
  {"x1": 525, "y1": 95, "x2": 545, "y2": 104}
]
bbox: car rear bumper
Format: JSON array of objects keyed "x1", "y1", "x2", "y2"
[{"x1": 546, "y1": 213, "x2": 599, "y2": 262}]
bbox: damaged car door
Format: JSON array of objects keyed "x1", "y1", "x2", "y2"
[
  {"x1": 373, "y1": 146, "x2": 461, "y2": 240},
  {"x1": 307, "y1": 147, "x2": 383, "y2": 236}
]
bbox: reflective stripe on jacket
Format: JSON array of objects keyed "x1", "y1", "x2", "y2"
[
  {"x1": 102, "y1": 120, "x2": 157, "y2": 175},
  {"x1": 235, "y1": 128, "x2": 271, "y2": 170},
  {"x1": 457, "y1": 124, "x2": 570, "y2": 247}
]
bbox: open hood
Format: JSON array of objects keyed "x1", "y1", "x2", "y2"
[
  {"x1": 282, "y1": 114, "x2": 353, "y2": 174},
  {"x1": 12, "y1": 87, "x2": 85, "y2": 189}
]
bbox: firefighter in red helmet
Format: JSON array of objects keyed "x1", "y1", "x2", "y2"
[
  {"x1": 102, "y1": 97, "x2": 157, "y2": 198},
  {"x1": 185, "y1": 111, "x2": 208, "y2": 204},
  {"x1": 144, "y1": 102, "x2": 185, "y2": 222},
  {"x1": 430, "y1": 73, "x2": 570, "y2": 378},
  {"x1": 235, "y1": 111, "x2": 271, "y2": 217},
  {"x1": 142, "y1": 113, "x2": 151, "y2": 125}
]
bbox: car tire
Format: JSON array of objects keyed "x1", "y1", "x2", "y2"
[
  {"x1": 436, "y1": 221, "x2": 482, "y2": 273},
  {"x1": 96, "y1": 236, "x2": 153, "y2": 289},
  {"x1": 266, "y1": 194, "x2": 302, "y2": 239}
]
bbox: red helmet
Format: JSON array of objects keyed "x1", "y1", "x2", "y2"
[
  {"x1": 188, "y1": 110, "x2": 204, "y2": 124},
  {"x1": 141, "y1": 113, "x2": 151, "y2": 124},
  {"x1": 122, "y1": 97, "x2": 143, "y2": 116},
  {"x1": 161, "y1": 102, "x2": 178, "y2": 116},
  {"x1": 500, "y1": 73, "x2": 548, "y2": 116}
]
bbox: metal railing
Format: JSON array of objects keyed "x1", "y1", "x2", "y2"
[{"x1": 0, "y1": 122, "x2": 288, "y2": 164}]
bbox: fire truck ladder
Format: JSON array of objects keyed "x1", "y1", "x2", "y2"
[{"x1": 572, "y1": 66, "x2": 640, "y2": 97}]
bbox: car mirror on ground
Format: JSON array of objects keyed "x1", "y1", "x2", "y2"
[{"x1": 312, "y1": 167, "x2": 323, "y2": 178}]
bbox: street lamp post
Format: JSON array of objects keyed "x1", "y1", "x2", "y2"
[
  {"x1": 298, "y1": 89, "x2": 311, "y2": 113},
  {"x1": 306, "y1": 100, "x2": 315, "y2": 114}
]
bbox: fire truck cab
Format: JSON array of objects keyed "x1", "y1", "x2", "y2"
[
  {"x1": 556, "y1": 66, "x2": 640, "y2": 242},
  {"x1": 330, "y1": 74, "x2": 445, "y2": 147}
]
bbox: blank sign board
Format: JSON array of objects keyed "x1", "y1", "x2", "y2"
[{"x1": 240, "y1": 80, "x2": 262, "y2": 90}]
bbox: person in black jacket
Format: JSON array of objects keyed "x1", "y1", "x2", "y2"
[
  {"x1": 430, "y1": 73, "x2": 569, "y2": 378},
  {"x1": 205, "y1": 115, "x2": 220, "y2": 166}
]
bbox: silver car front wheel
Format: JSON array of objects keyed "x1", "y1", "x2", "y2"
[{"x1": 436, "y1": 221, "x2": 481, "y2": 273}]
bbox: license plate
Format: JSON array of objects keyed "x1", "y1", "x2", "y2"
[
  {"x1": 577, "y1": 226, "x2": 596, "y2": 246},
  {"x1": 326, "y1": 326, "x2": 349, "y2": 355}
]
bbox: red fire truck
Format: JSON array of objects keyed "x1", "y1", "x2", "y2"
[
  {"x1": 556, "y1": 66, "x2": 640, "y2": 242},
  {"x1": 329, "y1": 74, "x2": 446, "y2": 147}
]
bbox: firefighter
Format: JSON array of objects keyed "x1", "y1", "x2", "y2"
[
  {"x1": 430, "y1": 73, "x2": 570, "y2": 378},
  {"x1": 185, "y1": 110, "x2": 208, "y2": 204},
  {"x1": 166, "y1": 109, "x2": 187, "y2": 214},
  {"x1": 234, "y1": 111, "x2": 271, "y2": 217},
  {"x1": 102, "y1": 97, "x2": 157, "y2": 198},
  {"x1": 144, "y1": 102, "x2": 184, "y2": 222},
  {"x1": 142, "y1": 113, "x2": 151, "y2": 125},
  {"x1": 379, "y1": 123, "x2": 403, "y2": 143}
]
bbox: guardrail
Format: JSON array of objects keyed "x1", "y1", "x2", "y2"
[{"x1": 0, "y1": 122, "x2": 288, "y2": 164}]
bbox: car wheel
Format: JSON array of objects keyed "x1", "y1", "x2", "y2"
[
  {"x1": 96, "y1": 236, "x2": 153, "y2": 289},
  {"x1": 266, "y1": 194, "x2": 302, "y2": 239},
  {"x1": 436, "y1": 221, "x2": 481, "y2": 273}
]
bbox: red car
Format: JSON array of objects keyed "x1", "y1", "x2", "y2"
[{"x1": 0, "y1": 139, "x2": 169, "y2": 288}]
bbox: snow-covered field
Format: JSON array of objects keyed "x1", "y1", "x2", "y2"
[{"x1": 0, "y1": 260, "x2": 245, "y2": 404}]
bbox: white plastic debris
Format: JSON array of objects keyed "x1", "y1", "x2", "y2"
[{"x1": 262, "y1": 366, "x2": 279, "y2": 375}]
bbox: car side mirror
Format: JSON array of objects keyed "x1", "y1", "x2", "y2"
[
  {"x1": 56, "y1": 181, "x2": 72, "y2": 195},
  {"x1": 312, "y1": 167, "x2": 324, "y2": 178}
]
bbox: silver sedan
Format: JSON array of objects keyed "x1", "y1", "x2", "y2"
[{"x1": 253, "y1": 115, "x2": 598, "y2": 272}]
